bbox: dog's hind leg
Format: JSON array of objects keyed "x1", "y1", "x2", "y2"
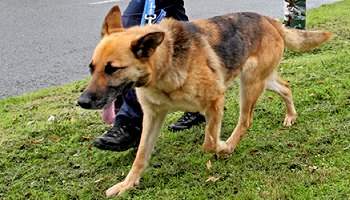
[
  {"x1": 266, "y1": 73, "x2": 297, "y2": 126},
  {"x1": 226, "y1": 72, "x2": 266, "y2": 151},
  {"x1": 202, "y1": 95, "x2": 233, "y2": 158},
  {"x1": 106, "y1": 109, "x2": 168, "y2": 197}
]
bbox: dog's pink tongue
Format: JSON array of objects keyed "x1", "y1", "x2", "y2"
[{"x1": 102, "y1": 101, "x2": 116, "y2": 125}]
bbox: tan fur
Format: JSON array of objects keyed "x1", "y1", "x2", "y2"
[{"x1": 78, "y1": 6, "x2": 331, "y2": 197}]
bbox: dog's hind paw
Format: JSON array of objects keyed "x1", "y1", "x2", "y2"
[
  {"x1": 106, "y1": 180, "x2": 138, "y2": 197},
  {"x1": 217, "y1": 141, "x2": 233, "y2": 158}
]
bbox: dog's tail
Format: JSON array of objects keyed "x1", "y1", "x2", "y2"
[{"x1": 271, "y1": 19, "x2": 332, "y2": 51}]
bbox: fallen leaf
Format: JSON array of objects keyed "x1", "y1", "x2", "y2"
[
  {"x1": 29, "y1": 138, "x2": 45, "y2": 144},
  {"x1": 206, "y1": 159, "x2": 212, "y2": 170},
  {"x1": 82, "y1": 135, "x2": 93, "y2": 141},
  {"x1": 249, "y1": 148, "x2": 256, "y2": 153},
  {"x1": 94, "y1": 177, "x2": 107, "y2": 183},
  {"x1": 205, "y1": 176, "x2": 219, "y2": 183}
]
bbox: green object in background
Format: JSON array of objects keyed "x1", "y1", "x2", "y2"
[{"x1": 284, "y1": 0, "x2": 306, "y2": 29}]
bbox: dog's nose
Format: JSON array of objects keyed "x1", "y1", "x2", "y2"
[{"x1": 77, "y1": 94, "x2": 92, "y2": 109}]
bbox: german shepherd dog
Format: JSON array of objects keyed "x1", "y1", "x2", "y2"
[{"x1": 77, "y1": 6, "x2": 331, "y2": 196}]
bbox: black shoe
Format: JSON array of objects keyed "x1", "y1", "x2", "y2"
[
  {"x1": 168, "y1": 112, "x2": 205, "y2": 132},
  {"x1": 93, "y1": 120, "x2": 142, "y2": 151}
]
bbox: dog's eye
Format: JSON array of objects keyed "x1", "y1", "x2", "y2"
[
  {"x1": 104, "y1": 62, "x2": 125, "y2": 75},
  {"x1": 104, "y1": 62, "x2": 118, "y2": 75},
  {"x1": 89, "y1": 62, "x2": 95, "y2": 74}
]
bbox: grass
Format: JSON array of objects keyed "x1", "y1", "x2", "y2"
[{"x1": 1, "y1": 1, "x2": 350, "y2": 199}]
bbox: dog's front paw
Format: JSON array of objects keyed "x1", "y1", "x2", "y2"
[
  {"x1": 283, "y1": 115, "x2": 297, "y2": 126},
  {"x1": 217, "y1": 141, "x2": 233, "y2": 158},
  {"x1": 106, "y1": 180, "x2": 138, "y2": 197}
]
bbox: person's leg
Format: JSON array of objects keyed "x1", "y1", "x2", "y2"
[
  {"x1": 93, "y1": 0, "x2": 145, "y2": 151},
  {"x1": 283, "y1": 0, "x2": 306, "y2": 30}
]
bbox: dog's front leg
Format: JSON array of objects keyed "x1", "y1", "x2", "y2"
[
  {"x1": 106, "y1": 109, "x2": 168, "y2": 197},
  {"x1": 202, "y1": 97, "x2": 233, "y2": 158}
]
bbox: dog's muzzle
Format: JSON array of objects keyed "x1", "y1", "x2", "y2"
[
  {"x1": 77, "y1": 80, "x2": 135, "y2": 110},
  {"x1": 77, "y1": 92, "x2": 95, "y2": 109}
]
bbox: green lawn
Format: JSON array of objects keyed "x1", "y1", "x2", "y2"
[{"x1": 1, "y1": 1, "x2": 349, "y2": 199}]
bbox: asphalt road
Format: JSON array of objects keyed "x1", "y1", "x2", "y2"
[{"x1": 0, "y1": 0, "x2": 340, "y2": 99}]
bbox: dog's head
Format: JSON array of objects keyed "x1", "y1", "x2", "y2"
[{"x1": 77, "y1": 6, "x2": 165, "y2": 111}]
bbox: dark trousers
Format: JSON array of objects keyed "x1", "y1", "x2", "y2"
[{"x1": 116, "y1": 0, "x2": 188, "y2": 124}]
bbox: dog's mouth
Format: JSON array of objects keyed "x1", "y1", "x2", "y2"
[
  {"x1": 101, "y1": 100, "x2": 116, "y2": 124},
  {"x1": 78, "y1": 80, "x2": 135, "y2": 124},
  {"x1": 101, "y1": 81, "x2": 135, "y2": 124}
]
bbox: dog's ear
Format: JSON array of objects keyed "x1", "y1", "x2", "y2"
[
  {"x1": 131, "y1": 32, "x2": 165, "y2": 60},
  {"x1": 101, "y1": 5, "x2": 123, "y2": 37}
]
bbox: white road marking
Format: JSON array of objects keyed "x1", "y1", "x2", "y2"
[{"x1": 88, "y1": 0, "x2": 122, "y2": 5}]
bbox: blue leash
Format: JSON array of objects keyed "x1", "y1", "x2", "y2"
[
  {"x1": 139, "y1": 0, "x2": 166, "y2": 25},
  {"x1": 153, "y1": 9, "x2": 166, "y2": 24}
]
